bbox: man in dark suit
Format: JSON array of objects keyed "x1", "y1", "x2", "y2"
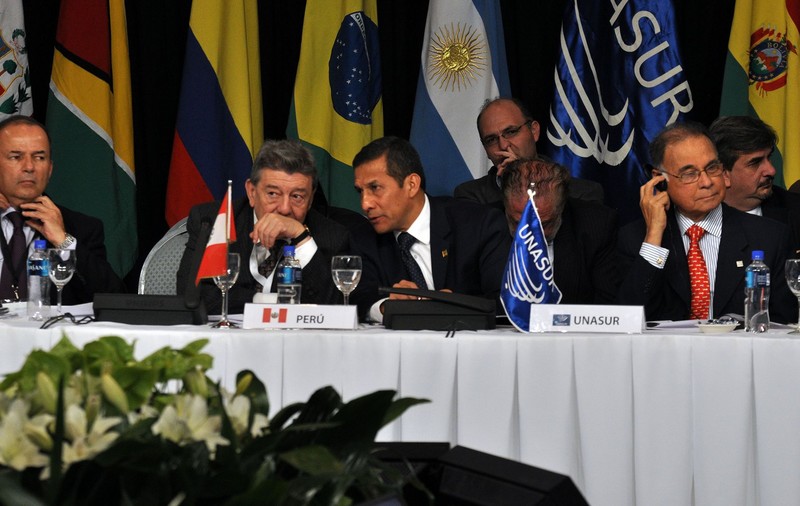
[
  {"x1": 710, "y1": 115, "x2": 800, "y2": 255},
  {"x1": 351, "y1": 136, "x2": 510, "y2": 322},
  {"x1": 0, "y1": 115, "x2": 124, "y2": 304},
  {"x1": 453, "y1": 97, "x2": 604, "y2": 205},
  {"x1": 500, "y1": 157, "x2": 618, "y2": 304},
  {"x1": 617, "y1": 121, "x2": 794, "y2": 322},
  {"x1": 177, "y1": 139, "x2": 349, "y2": 314}
]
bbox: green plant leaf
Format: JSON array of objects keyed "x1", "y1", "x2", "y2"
[
  {"x1": 235, "y1": 369, "x2": 270, "y2": 418},
  {"x1": 280, "y1": 445, "x2": 344, "y2": 475},
  {"x1": 382, "y1": 397, "x2": 430, "y2": 427},
  {"x1": 111, "y1": 365, "x2": 159, "y2": 411}
]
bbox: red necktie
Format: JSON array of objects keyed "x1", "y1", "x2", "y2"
[{"x1": 686, "y1": 224, "x2": 710, "y2": 319}]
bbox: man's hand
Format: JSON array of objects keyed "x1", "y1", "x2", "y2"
[
  {"x1": 388, "y1": 279, "x2": 420, "y2": 300},
  {"x1": 495, "y1": 148, "x2": 520, "y2": 176},
  {"x1": 19, "y1": 197, "x2": 67, "y2": 246},
  {"x1": 249, "y1": 213, "x2": 306, "y2": 248},
  {"x1": 640, "y1": 175, "x2": 670, "y2": 246}
]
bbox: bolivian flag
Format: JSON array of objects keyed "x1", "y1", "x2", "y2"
[
  {"x1": 45, "y1": 0, "x2": 135, "y2": 277},
  {"x1": 288, "y1": 0, "x2": 383, "y2": 211},
  {"x1": 720, "y1": 0, "x2": 800, "y2": 187}
]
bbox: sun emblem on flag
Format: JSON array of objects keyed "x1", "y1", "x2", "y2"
[
  {"x1": 747, "y1": 25, "x2": 797, "y2": 96},
  {"x1": 427, "y1": 23, "x2": 487, "y2": 92}
]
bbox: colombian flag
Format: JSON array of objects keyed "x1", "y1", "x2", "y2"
[
  {"x1": 165, "y1": 0, "x2": 263, "y2": 226},
  {"x1": 287, "y1": 0, "x2": 383, "y2": 211},
  {"x1": 46, "y1": 0, "x2": 136, "y2": 277},
  {"x1": 720, "y1": 0, "x2": 800, "y2": 187}
]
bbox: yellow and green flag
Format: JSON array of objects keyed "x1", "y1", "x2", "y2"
[
  {"x1": 45, "y1": 0, "x2": 136, "y2": 277},
  {"x1": 287, "y1": 0, "x2": 383, "y2": 211},
  {"x1": 720, "y1": 0, "x2": 800, "y2": 187}
]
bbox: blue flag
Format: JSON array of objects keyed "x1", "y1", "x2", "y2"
[
  {"x1": 501, "y1": 196, "x2": 562, "y2": 332},
  {"x1": 544, "y1": 0, "x2": 694, "y2": 223},
  {"x1": 409, "y1": 0, "x2": 511, "y2": 197}
]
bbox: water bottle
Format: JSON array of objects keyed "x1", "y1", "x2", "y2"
[
  {"x1": 276, "y1": 245, "x2": 302, "y2": 304},
  {"x1": 27, "y1": 240, "x2": 51, "y2": 321},
  {"x1": 744, "y1": 250, "x2": 770, "y2": 332}
]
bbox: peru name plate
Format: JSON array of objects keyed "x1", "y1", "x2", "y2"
[
  {"x1": 529, "y1": 304, "x2": 644, "y2": 334},
  {"x1": 243, "y1": 304, "x2": 358, "y2": 330}
]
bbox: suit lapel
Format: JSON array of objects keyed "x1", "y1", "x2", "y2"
[
  {"x1": 428, "y1": 198, "x2": 450, "y2": 289},
  {"x1": 552, "y1": 204, "x2": 580, "y2": 299},
  {"x1": 714, "y1": 206, "x2": 749, "y2": 315}
]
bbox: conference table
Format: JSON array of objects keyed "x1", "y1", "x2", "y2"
[{"x1": 2, "y1": 308, "x2": 799, "y2": 506}]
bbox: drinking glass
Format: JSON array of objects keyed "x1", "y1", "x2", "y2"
[
  {"x1": 785, "y1": 259, "x2": 800, "y2": 334},
  {"x1": 212, "y1": 252, "x2": 240, "y2": 328},
  {"x1": 47, "y1": 248, "x2": 76, "y2": 315},
  {"x1": 331, "y1": 255, "x2": 362, "y2": 305}
]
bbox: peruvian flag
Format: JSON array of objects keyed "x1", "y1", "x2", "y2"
[
  {"x1": 263, "y1": 308, "x2": 288, "y2": 323},
  {"x1": 195, "y1": 182, "x2": 236, "y2": 284}
]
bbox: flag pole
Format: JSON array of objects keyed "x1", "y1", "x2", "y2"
[{"x1": 225, "y1": 180, "x2": 232, "y2": 244}]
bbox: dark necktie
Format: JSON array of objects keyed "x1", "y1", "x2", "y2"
[
  {"x1": 0, "y1": 212, "x2": 28, "y2": 301},
  {"x1": 397, "y1": 232, "x2": 428, "y2": 289},
  {"x1": 255, "y1": 242, "x2": 284, "y2": 291},
  {"x1": 686, "y1": 224, "x2": 710, "y2": 319}
]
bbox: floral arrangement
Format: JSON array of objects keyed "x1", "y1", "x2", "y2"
[{"x1": 0, "y1": 336, "x2": 430, "y2": 505}]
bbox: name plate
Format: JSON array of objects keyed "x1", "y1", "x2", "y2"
[
  {"x1": 243, "y1": 303, "x2": 358, "y2": 330},
  {"x1": 529, "y1": 304, "x2": 644, "y2": 334}
]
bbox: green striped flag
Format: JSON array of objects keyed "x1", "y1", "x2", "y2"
[
  {"x1": 720, "y1": 0, "x2": 800, "y2": 186},
  {"x1": 287, "y1": 0, "x2": 383, "y2": 211},
  {"x1": 45, "y1": 0, "x2": 136, "y2": 277}
]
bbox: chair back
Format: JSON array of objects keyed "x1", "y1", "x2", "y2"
[{"x1": 138, "y1": 218, "x2": 189, "y2": 295}]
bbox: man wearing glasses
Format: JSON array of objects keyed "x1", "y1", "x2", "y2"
[
  {"x1": 454, "y1": 97, "x2": 603, "y2": 205},
  {"x1": 616, "y1": 121, "x2": 794, "y2": 322},
  {"x1": 709, "y1": 116, "x2": 800, "y2": 255}
]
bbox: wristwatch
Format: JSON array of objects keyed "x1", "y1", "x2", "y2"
[
  {"x1": 57, "y1": 233, "x2": 76, "y2": 249},
  {"x1": 289, "y1": 226, "x2": 311, "y2": 246}
]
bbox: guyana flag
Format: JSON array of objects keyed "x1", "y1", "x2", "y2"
[
  {"x1": 287, "y1": 0, "x2": 383, "y2": 211},
  {"x1": 45, "y1": 0, "x2": 135, "y2": 277},
  {"x1": 720, "y1": 0, "x2": 800, "y2": 187}
]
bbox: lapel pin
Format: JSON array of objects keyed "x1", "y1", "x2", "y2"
[
  {"x1": 736, "y1": 260, "x2": 744, "y2": 268},
  {"x1": 442, "y1": 249, "x2": 448, "y2": 258}
]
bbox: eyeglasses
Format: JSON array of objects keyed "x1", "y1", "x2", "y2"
[
  {"x1": 660, "y1": 161, "x2": 724, "y2": 184},
  {"x1": 481, "y1": 120, "x2": 532, "y2": 148},
  {"x1": 40, "y1": 312, "x2": 95, "y2": 329}
]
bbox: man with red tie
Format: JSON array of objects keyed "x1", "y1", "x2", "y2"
[{"x1": 616, "y1": 121, "x2": 794, "y2": 323}]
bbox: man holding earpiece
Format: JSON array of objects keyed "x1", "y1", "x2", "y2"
[
  {"x1": 616, "y1": 121, "x2": 794, "y2": 322},
  {"x1": 351, "y1": 136, "x2": 510, "y2": 323}
]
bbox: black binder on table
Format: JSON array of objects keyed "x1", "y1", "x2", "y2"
[{"x1": 380, "y1": 287, "x2": 495, "y2": 331}]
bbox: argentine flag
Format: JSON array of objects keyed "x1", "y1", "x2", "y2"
[
  {"x1": 501, "y1": 194, "x2": 562, "y2": 332},
  {"x1": 410, "y1": 0, "x2": 511, "y2": 197}
]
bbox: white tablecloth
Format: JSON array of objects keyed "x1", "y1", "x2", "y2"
[{"x1": 2, "y1": 316, "x2": 799, "y2": 506}]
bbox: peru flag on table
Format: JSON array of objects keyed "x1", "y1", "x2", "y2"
[
  {"x1": 195, "y1": 183, "x2": 236, "y2": 284},
  {"x1": 166, "y1": 0, "x2": 262, "y2": 226}
]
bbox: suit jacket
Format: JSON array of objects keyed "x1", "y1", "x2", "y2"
[
  {"x1": 50, "y1": 206, "x2": 126, "y2": 304},
  {"x1": 453, "y1": 166, "x2": 605, "y2": 205},
  {"x1": 352, "y1": 196, "x2": 511, "y2": 316},
  {"x1": 552, "y1": 198, "x2": 619, "y2": 304},
  {"x1": 616, "y1": 204, "x2": 795, "y2": 323},
  {"x1": 761, "y1": 186, "x2": 800, "y2": 256},
  {"x1": 177, "y1": 198, "x2": 350, "y2": 314}
]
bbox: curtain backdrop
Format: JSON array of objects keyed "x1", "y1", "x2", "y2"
[{"x1": 20, "y1": 0, "x2": 736, "y2": 287}]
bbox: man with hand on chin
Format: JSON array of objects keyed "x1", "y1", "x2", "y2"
[
  {"x1": 616, "y1": 121, "x2": 794, "y2": 323},
  {"x1": 177, "y1": 139, "x2": 350, "y2": 314},
  {"x1": 0, "y1": 115, "x2": 124, "y2": 303}
]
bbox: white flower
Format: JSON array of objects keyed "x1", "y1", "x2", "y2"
[
  {"x1": 225, "y1": 394, "x2": 270, "y2": 439},
  {"x1": 61, "y1": 404, "x2": 122, "y2": 465},
  {"x1": 151, "y1": 394, "x2": 228, "y2": 455},
  {"x1": 0, "y1": 400, "x2": 49, "y2": 470}
]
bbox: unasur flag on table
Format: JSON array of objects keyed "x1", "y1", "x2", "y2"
[
  {"x1": 0, "y1": 0, "x2": 32, "y2": 118},
  {"x1": 45, "y1": 0, "x2": 136, "y2": 277},
  {"x1": 287, "y1": 0, "x2": 382, "y2": 211},
  {"x1": 196, "y1": 183, "x2": 236, "y2": 283},
  {"x1": 409, "y1": 0, "x2": 511, "y2": 197},
  {"x1": 166, "y1": 0, "x2": 263, "y2": 226},
  {"x1": 501, "y1": 192, "x2": 562, "y2": 332},
  {"x1": 544, "y1": 0, "x2": 694, "y2": 223},
  {"x1": 720, "y1": 0, "x2": 800, "y2": 187}
]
